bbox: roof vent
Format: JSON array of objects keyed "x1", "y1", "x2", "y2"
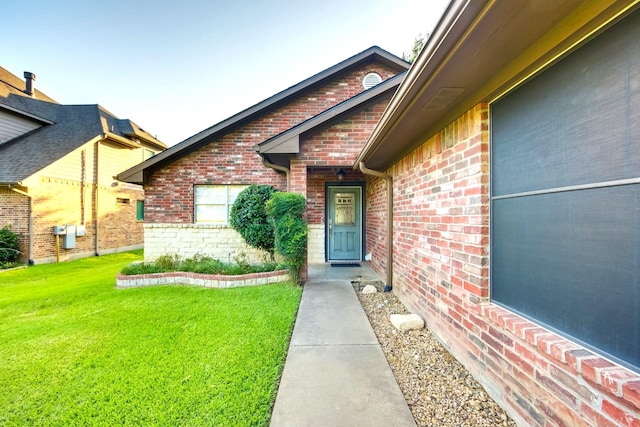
[
  {"x1": 363, "y1": 72, "x2": 382, "y2": 89},
  {"x1": 23, "y1": 72, "x2": 36, "y2": 97}
]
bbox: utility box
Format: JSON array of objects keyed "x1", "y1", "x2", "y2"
[
  {"x1": 76, "y1": 225, "x2": 86, "y2": 237},
  {"x1": 53, "y1": 225, "x2": 67, "y2": 235},
  {"x1": 64, "y1": 225, "x2": 76, "y2": 249}
]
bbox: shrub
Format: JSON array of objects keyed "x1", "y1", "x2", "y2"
[
  {"x1": 266, "y1": 193, "x2": 307, "y2": 284},
  {"x1": 230, "y1": 185, "x2": 278, "y2": 260},
  {"x1": 119, "y1": 253, "x2": 280, "y2": 276},
  {"x1": 0, "y1": 225, "x2": 20, "y2": 264},
  {"x1": 154, "y1": 253, "x2": 181, "y2": 270}
]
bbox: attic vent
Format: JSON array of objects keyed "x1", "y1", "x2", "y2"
[
  {"x1": 363, "y1": 72, "x2": 382, "y2": 89},
  {"x1": 422, "y1": 87, "x2": 465, "y2": 110}
]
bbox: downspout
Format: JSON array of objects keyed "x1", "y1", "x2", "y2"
[
  {"x1": 261, "y1": 157, "x2": 290, "y2": 192},
  {"x1": 358, "y1": 162, "x2": 393, "y2": 291},
  {"x1": 94, "y1": 141, "x2": 100, "y2": 256},
  {"x1": 9, "y1": 186, "x2": 34, "y2": 265}
]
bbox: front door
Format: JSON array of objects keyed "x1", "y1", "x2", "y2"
[{"x1": 327, "y1": 186, "x2": 362, "y2": 261}]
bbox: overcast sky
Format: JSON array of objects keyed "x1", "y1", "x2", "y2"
[{"x1": 2, "y1": 0, "x2": 449, "y2": 146}]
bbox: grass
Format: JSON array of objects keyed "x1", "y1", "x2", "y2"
[{"x1": 0, "y1": 250, "x2": 302, "y2": 426}]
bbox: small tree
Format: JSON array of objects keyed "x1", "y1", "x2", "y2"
[
  {"x1": 266, "y1": 192, "x2": 307, "y2": 284},
  {"x1": 402, "y1": 33, "x2": 430, "y2": 63},
  {"x1": 0, "y1": 225, "x2": 21, "y2": 265},
  {"x1": 230, "y1": 185, "x2": 277, "y2": 260}
]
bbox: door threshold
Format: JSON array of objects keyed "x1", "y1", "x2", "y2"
[{"x1": 330, "y1": 262, "x2": 361, "y2": 267}]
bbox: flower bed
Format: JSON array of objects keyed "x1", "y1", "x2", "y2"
[{"x1": 116, "y1": 269, "x2": 290, "y2": 289}]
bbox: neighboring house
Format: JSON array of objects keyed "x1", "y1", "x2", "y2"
[
  {"x1": 356, "y1": 0, "x2": 640, "y2": 426},
  {"x1": 117, "y1": 46, "x2": 409, "y2": 265},
  {"x1": 0, "y1": 67, "x2": 167, "y2": 264}
]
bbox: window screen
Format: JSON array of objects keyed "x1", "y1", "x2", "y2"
[{"x1": 491, "y1": 8, "x2": 640, "y2": 371}]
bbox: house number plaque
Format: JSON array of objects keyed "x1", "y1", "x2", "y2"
[{"x1": 335, "y1": 193, "x2": 355, "y2": 225}]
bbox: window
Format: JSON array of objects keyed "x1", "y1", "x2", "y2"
[
  {"x1": 194, "y1": 185, "x2": 247, "y2": 224},
  {"x1": 490, "y1": 8, "x2": 640, "y2": 371},
  {"x1": 116, "y1": 198, "x2": 130, "y2": 204},
  {"x1": 136, "y1": 200, "x2": 144, "y2": 221}
]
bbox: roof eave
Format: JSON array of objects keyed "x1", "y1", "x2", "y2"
[
  {"x1": 356, "y1": 0, "x2": 637, "y2": 171},
  {"x1": 355, "y1": 0, "x2": 489, "y2": 170},
  {"x1": 0, "y1": 103, "x2": 54, "y2": 125}
]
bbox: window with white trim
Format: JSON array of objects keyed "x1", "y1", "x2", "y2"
[{"x1": 194, "y1": 185, "x2": 247, "y2": 224}]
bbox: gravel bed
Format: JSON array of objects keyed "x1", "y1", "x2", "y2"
[{"x1": 354, "y1": 282, "x2": 517, "y2": 427}]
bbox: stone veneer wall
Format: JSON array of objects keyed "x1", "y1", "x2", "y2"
[
  {"x1": 307, "y1": 224, "x2": 324, "y2": 264},
  {"x1": 144, "y1": 223, "x2": 271, "y2": 264}
]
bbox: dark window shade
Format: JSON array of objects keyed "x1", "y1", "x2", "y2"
[
  {"x1": 492, "y1": 186, "x2": 639, "y2": 369},
  {"x1": 491, "y1": 7, "x2": 640, "y2": 372},
  {"x1": 492, "y1": 8, "x2": 640, "y2": 198}
]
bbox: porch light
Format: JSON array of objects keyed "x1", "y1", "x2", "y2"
[{"x1": 337, "y1": 168, "x2": 345, "y2": 182}]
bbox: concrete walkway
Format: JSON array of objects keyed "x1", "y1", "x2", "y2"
[{"x1": 270, "y1": 264, "x2": 416, "y2": 427}]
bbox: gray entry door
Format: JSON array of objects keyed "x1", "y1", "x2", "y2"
[{"x1": 327, "y1": 186, "x2": 362, "y2": 261}]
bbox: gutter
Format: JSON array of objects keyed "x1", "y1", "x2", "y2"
[
  {"x1": 261, "y1": 157, "x2": 290, "y2": 192},
  {"x1": 358, "y1": 162, "x2": 393, "y2": 291},
  {"x1": 9, "y1": 185, "x2": 34, "y2": 265},
  {"x1": 355, "y1": 0, "x2": 484, "y2": 167}
]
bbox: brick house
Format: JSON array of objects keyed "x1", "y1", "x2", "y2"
[
  {"x1": 117, "y1": 46, "x2": 409, "y2": 265},
  {"x1": 0, "y1": 67, "x2": 167, "y2": 264},
  {"x1": 117, "y1": 3, "x2": 640, "y2": 423},
  {"x1": 356, "y1": 0, "x2": 640, "y2": 425}
]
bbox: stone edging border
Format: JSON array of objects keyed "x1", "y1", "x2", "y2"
[{"x1": 116, "y1": 269, "x2": 290, "y2": 289}]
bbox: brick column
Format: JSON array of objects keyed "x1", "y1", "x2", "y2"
[{"x1": 289, "y1": 160, "x2": 307, "y2": 195}]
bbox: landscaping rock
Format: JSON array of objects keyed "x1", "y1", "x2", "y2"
[
  {"x1": 361, "y1": 284, "x2": 378, "y2": 294},
  {"x1": 390, "y1": 313, "x2": 424, "y2": 331},
  {"x1": 356, "y1": 288, "x2": 517, "y2": 426}
]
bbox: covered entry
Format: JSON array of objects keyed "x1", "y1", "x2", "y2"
[{"x1": 326, "y1": 185, "x2": 363, "y2": 262}]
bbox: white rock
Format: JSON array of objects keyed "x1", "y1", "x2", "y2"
[
  {"x1": 361, "y1": 284, "x2": 378, "y2": 294},
  {"x1": 390, "y1": 314, "x2": 424, "y2": 331}
]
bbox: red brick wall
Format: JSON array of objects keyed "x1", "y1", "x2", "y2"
[
  {"x1": 0, "y1": 189, "x2": 30, "y2": 261},
  {"x1": 364, "y1": 175, "x2": 388, "y2": 273},
  {"x1": 145, "y1": 63, "x2": 398, "y2": 223},
  {"x1": 365, "y1": 103, "x2": 640, "y2": 426},
  {"x1": 296, "y1": 98, "x2": 391, "y2": 221}
]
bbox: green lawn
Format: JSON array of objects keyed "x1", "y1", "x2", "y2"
[{"x1": 0, "y1": 251, "x2": 301, "y2": 426}]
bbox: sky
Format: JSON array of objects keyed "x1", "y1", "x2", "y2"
[{"x1": 2, "y1": 0, "x2": 449, "y2": 146}]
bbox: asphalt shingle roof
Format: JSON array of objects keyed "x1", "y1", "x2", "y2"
[{"x1": 0, "y1": 66, "x2": 165, "y2": 184}]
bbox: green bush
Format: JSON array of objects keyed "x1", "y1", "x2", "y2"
[
  {"x1": 0, "y1": 226, "x2": 20, "y2": 264},
  {"x1": 230, "y1": 185, "x2": 278, "y2": 260},
  {"x1": 120, "y1": 253, "x2": 280, "y2": 276},
  {"x1": 266, "y1": 193, "x2": 307, "y2": 284}
]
